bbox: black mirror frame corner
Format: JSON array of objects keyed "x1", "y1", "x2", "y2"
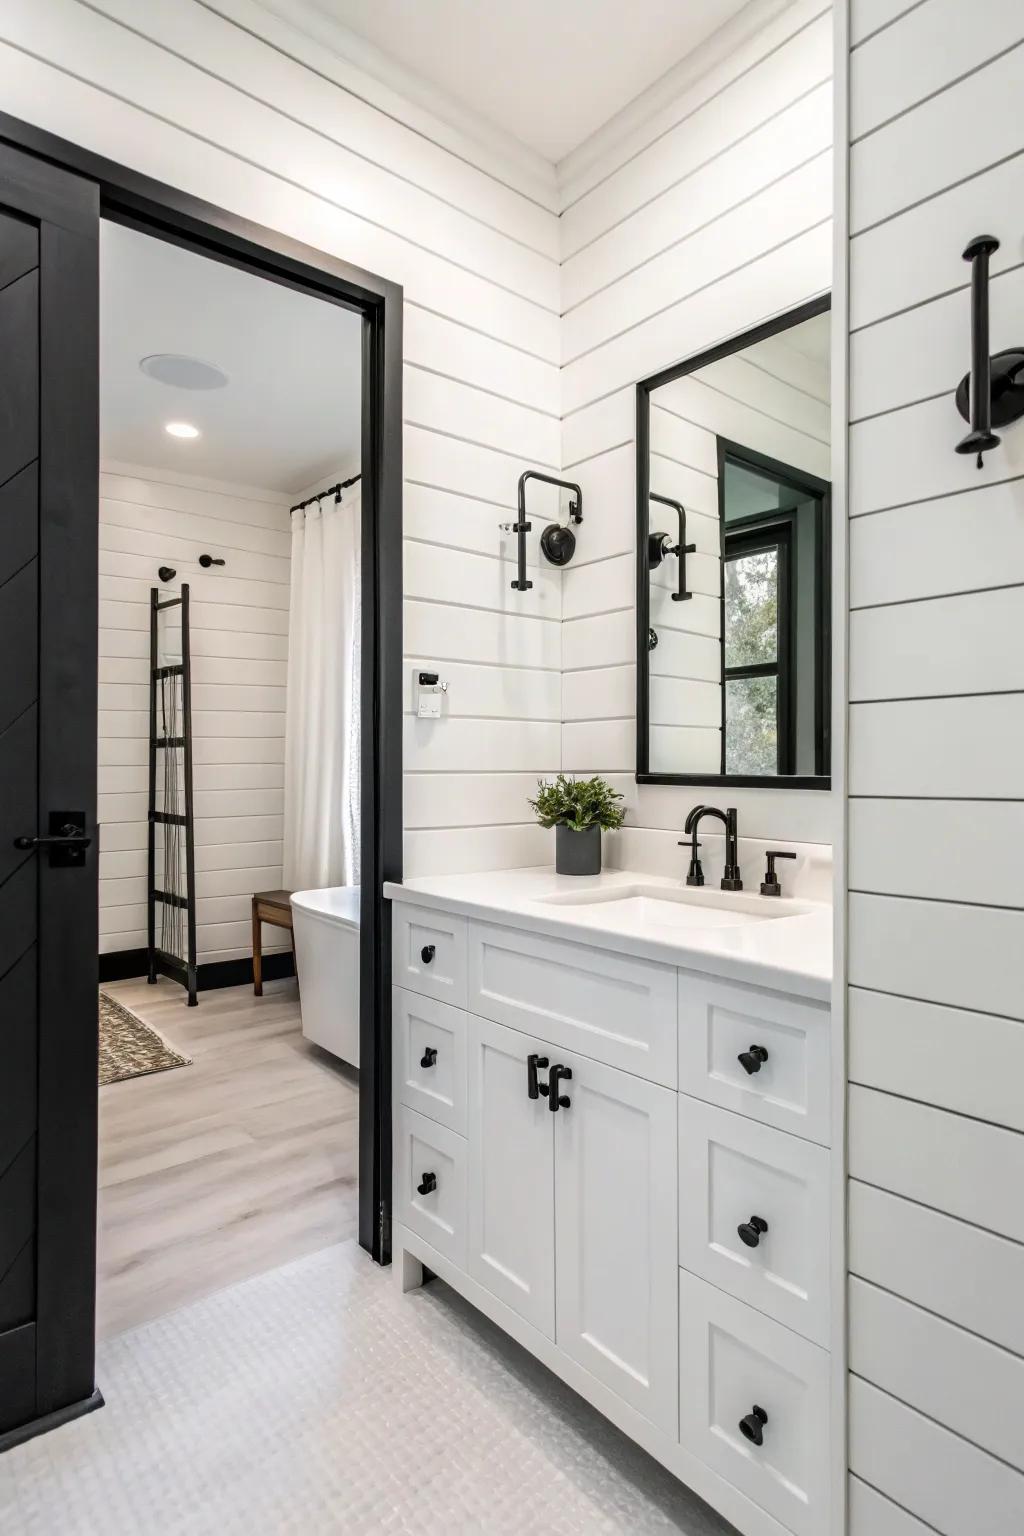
[{"x1": 635, "y1": 293, "x2": 833, "y2": 792}]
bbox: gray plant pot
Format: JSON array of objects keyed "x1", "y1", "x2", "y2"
[{"x1": 555, "y1": 823, "x2": 601, "y2": 876}]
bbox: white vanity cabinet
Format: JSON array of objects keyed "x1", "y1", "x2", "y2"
[{"x1": 391, "y1": 897, "x2": 834, "y2": 1536}]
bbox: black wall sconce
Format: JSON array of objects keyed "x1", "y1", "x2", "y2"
[
  {"x1": 955, "y1": 234, "x2": 1024, "y2": 467},
  {"x1": 198, "y1": 553, "x2": 226, "y2": 568},
  {"x1": 648, "y1": 492, "x2": 695, "y2": 602},
  {"x1": 503, "y1": 471, "x2": 583, "y2": 590}
]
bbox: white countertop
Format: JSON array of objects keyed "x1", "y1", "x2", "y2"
[{"x1": 384, "y1": 866, "x2": 833, "y2": 1002}]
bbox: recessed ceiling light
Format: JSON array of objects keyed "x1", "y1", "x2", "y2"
[
  {"x1": 140, "y1": 354, "x2": 229, "y2": 390},
  {"x1": 165, "y1": 421, "x2": 200, "y2": 439}
]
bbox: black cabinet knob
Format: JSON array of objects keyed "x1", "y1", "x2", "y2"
[
  {"x1": 738, "y1": 1405, "x2": 768, "y2": 1447},
  {"x1": 420, "y1": 1046, "x2": 438, "y2": 1069},
  {"x1": 737, "y1": 1215, "x2": 769, "y2": 1248},
  {"x1": 416, "y1": 1172, "x2": 437, "y2": 1196},
  {"x1": 527, "y1": 1053, "x2": 550, "y2": 1100},
  {"x1": 420, "y1": 944, "x2": 436, "y2": 965},
  {"x1": 548, "y1": 1063, "x2": 573, "y2": 1112},
  {"x1": 738, "y1": 1044, "x2": 769, "y2": 1075}
]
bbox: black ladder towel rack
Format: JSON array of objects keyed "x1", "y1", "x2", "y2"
[{"x1": 147, "y1": 584, "x2": 198, "y2": 1005}]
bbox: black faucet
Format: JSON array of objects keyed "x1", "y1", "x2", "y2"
[{"x1": 678, "y1": 805, "x2": 743, "y2": 891}]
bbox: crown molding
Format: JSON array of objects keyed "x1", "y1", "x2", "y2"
[
  {"x1": 207, "y1": 0, "x2": 559, "y2": 209},
  {"x1": 555, "y1": 0, "x2": 816, "y2": 209}
]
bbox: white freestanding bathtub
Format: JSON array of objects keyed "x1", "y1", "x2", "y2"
[{"x1": 291, "y1": 885, "x2": 360, "y2": 1067}]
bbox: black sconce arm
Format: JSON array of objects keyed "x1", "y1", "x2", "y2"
[
  {"x1": 649, "y1": 493, "x2": 695, "y2": 602},
  {"x1": 955, "y1": 233, "x2": 1024, "y2": 468},
  {"x1": 509, "y1": 471, "x2": 583, "y2": 592}
]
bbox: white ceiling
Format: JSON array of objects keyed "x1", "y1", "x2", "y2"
[
  {"x1": 100, "y1": 222, "x2": 362, "y2": 493},
  {"x1": 306, "y1": 0, "x2": 751, "y2": 161}
]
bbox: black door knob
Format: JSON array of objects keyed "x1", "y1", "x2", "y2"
[
  {"x1": 738, "y1": 1405, "x2": 768, "y2": 1447},
  {"x1": 416, "y1": 1172, "x2": 436, "y2": 1196},
  {"x1": 738, "y1": 1044, "x2": 769, "y2": 1075},
  {"x1": 420, "y1": 1046, "x2": 438, "y2": 1069},
  {"x1": 737, "y1": 1215, "x2": 769, "y2": 1248},
  {"x1": 548, "y1": 1063, "x2": 573, "y2": 1112},
  {"x1": 420, "y1": 944, "x2": 435, "y2": 964}
]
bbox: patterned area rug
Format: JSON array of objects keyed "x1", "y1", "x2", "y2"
[{"x1": 99, "y1": 992, "x2": 192, "y2": 1086}]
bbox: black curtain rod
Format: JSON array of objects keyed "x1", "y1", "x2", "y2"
[{"x1": 290, "y1": 471, "x2": 361, "y2": 514}]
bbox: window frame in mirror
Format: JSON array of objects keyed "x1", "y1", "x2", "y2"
[{"x1": 635, "y1": 293, "x2": 832, "y2": 790}]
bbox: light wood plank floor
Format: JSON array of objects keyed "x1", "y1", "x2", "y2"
[{"x1": 97, "y1": 976, "x2": 359, "y2": 1339}]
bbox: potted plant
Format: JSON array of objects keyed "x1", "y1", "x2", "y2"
[{"x1": 528, "y1": 774, "x2": 626, "y2": 876}]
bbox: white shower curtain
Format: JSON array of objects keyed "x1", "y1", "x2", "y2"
[{"x1": 282, "y1": 481, "x2": 360, "y2": 892}]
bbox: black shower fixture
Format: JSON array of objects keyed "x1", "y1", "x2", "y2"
[
  {"x1": 158, "y1": 565, "x2": 176, "y2": 583},
  {"x1": 505, "y1": 470, "x2": 583, "y2": 590},
  {"x1": 198, "y1": 553, "x2": 226, "y2": 568},
  {"x1": 955, "y1": 233, "x2": 1024, "y2": 467}
]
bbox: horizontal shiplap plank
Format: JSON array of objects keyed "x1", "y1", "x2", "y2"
[
  {"x1": 404, "y1": 425, "x2": 561, "y2": 515},
  {"x1": 649, "y1": 725, "x2": 721, "y2": 775},
  {"x1": 849, "y1": 799, "x2": 1024, "y2": 910},
  {"x1": 561, "y1": 609, "x2": 634, "y2": 672},
  {"x1": 849, "y1": 695, "x2": 1024, "y2": 798},
  {"x1": 562, "y1": 555, "x2": 632, "y2": 622},
  {"x1": 849, "y1": 479, "x2": 1024, "y2": 607},
  {"x1": 849, "y1": 891, "x2": 1024, "y2": 1021},
  {"x1": 403, "y1": 716, "x2": 559, "y2": 774},
  {"x1": 850, "y1": 152, "x2": 1024, "y2": 331},
  {"x1": 403, "y1": 366, "x2": 559, "y2": 467},
  {"x1": 850, "y1": 395, "x2": 1024, "y2": 517},
  {"x1": 648, "y1": 627, "x2": 721, "y2": 682},
  {"x1": 851, "y1": 0, "x2": 1024, "y2": 141},
  {"x1": 403, "y1": 306, "x2": 559, "y2": 413},
  {"x1": 849, "y1": 1084, "x2": 1024, "y2": 1240},
  {"x1": 99, "y1": 522, "x2": 290, "y2": 583},
  {"x1": 850, "y1": 0, "x2": 923, "y2": 49},
  {"x1": 561, "y1": 719, "x2": 635, "y2": 773},
  {"x1": 402, "y1": 658, "x2": 560, "y2": 721},
  {"x1": 404, "y1": 482, "x2": 547, "y2": 568},
  {"x1": 404, "y1": 599, "x2": 559, "y2": 672},
  {"x1": 403, "y1": 823, "x2": 551, "y2": 879},
  {"x1": 850, "y1": 1276, "x2": 1024, "y2": 1472},
  {"x1": 848, "y1": 1476, "x2": 934, "y2": 1536},
  {"x1": 849, "y1": 586, "x2": 1024, "y2": 700},
  {"x1": 849, "y1": 1376, "x2": 1024, "y2": 1535},
  {"x1": 562, "y1": 664, "x2": 635, "y2": 723},
  {"x1": 403, "y1": 542, "x2": 560, "y2": 622},
  {"x1": 850, "y1": 1180, "x2": 1024, "y2": 1358},
  {"x1": 403, "y1": 773, "x2": 542, "y2": 830}
]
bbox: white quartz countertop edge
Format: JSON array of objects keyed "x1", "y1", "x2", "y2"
[{"x1": 384, "y1": 867, "x2": 832, "y2": 1004}]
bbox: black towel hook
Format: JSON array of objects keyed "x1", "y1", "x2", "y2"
[{"x1": 955, "y1": 234, "x2": 1024, "y2": 468}]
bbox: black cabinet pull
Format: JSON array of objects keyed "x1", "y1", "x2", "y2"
[
  {"x1": 420, "y1": 944, "x2": 435, "y2": 965},
  {"x1": 737, "y1": 1216, "x2": 769, "y2": 1249},
  {"x1": 738, "y1": 1045, "x2": 769, "y2": 1075},
  {"x1": 416, "y1": 1172, "x2": 436, "y2": 1196},
  {"x1": 420, "y1": 1046, "x2": 438, "y2": 1069},
  {"x1": 548, "y1": 1063, "x2": 573, "y2": 1112},
  {"x1": 527, "y1": 1053, "x2": 549, "y2": 1100},
  {"x1": 738, "y1": 1405, "x2": 768, "y2": 1447}
]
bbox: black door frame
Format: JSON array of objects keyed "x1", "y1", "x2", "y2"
[{"x1": 0, "y1": 110, "x2": 403, "y2": 1447}]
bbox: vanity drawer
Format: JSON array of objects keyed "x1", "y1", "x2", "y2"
[
  {"x1": 679, "y1": 1271, "x2": 829, "y2": 1536},
  {"x1": 679, "y1": 1097, "x2": 829, "y2": 1345},
  {"x1": 393, "y1": 987, "x2": 467, "y2": 1134},
  {"x1": 392, "y1": 902, "x2": 468, "y2": 1008},
  {"x1": 678, "y1": 976, "x2": 830, "y2": 1145},
  {"x1": 468, "y1": 920, "x2": 677, "y2": 1087},
  {"x1": 395, "y1": 1105, "x2": 467, "y2": 1267}
]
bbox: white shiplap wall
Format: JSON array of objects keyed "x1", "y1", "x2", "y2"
[
  {"x1": 0, "y1": 0, "x2": 563, "y2": 883},
  {"x1": 559, "y1": 0, "x2": 837, "y2": 861},
  {"x1": 98, "y1": 464, "x2": 292, "y2": 963},
  {"x1": 845, "y1": 0, "x2": 1024, "y2": 1530}
]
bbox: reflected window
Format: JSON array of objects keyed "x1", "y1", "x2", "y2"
[{"x1": 723, "y1": 526, "x2": 790, "y2": 774}]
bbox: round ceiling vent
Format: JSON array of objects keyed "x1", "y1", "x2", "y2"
[{"x1": 139, "y1": 353, "x2": 229, "y2": 390}]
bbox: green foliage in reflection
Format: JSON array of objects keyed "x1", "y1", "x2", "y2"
[
  {"x1": 528, "y1": 774, "x2": 626, "y2": 832},
  {"x1": 726, "y1": 677, "x2": 778, "y2": 775},
  {"x1": 724, "y1": 550, "x2": 777, "y2": 669}
]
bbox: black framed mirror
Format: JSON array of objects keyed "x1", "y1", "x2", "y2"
[{"x1": 636, "y1": 295, "x2": 831, "y2": 789}]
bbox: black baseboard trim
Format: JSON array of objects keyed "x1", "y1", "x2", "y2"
[
  {"x1": 99, "y1": 950, "x2": 295, "y2": 992},
  {"x1": 0, "y1": 1388, "x2": 104, "y2": 1455}
]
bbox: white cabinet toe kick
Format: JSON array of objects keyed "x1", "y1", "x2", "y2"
[{"x1": 390, "y1": 899, "x2": 834, "y2": 1536}]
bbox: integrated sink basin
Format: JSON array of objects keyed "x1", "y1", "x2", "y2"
[{"x1": 536, "y1": 884, "x2": 810, "y2": 932}]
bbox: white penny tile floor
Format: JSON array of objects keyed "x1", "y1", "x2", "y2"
[{"x1": 0, "y1": 1241, "x2": 737, "y2": 1535}]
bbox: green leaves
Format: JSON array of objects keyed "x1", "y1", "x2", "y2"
[{"x1": 528, "y1": 774, "x2": 626, "y2": 832}]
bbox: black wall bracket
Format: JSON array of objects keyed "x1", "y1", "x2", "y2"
[
  {"x1": 955, "y1": 234, "x2": 1024, "y2": 468},
  {"x1": 504, "y1": 471, "x2": 583, "y2": 590},
  {"x1": 648, "y1": 492, "x2": 695, "y2": 602}
]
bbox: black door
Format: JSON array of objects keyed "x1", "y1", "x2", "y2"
[{"x1": 0, "y1": 143, "x2": 99, "y2": 1441}]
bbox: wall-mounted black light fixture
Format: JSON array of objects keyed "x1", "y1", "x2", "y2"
[
  {"x1": 158, "y1": 565, "x2": 177, "y2": 583},
  {"x1": 198, "y1": 553, "x2": 226, "y2": 568},
  {"x1": 648, "y1": 492, "x2": 695, "y2": 602},
  {"x1": 955, "y1": 234, "x2": 1024, "y2": 468},
  {"x1": 503, "y1": 471, "x2": 583, "y2": 590}
]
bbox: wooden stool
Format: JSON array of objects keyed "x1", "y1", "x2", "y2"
[{"x1": 251, "y1": 889, "x2": 294, "y2": 996}]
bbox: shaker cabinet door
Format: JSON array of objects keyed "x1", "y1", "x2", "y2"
[
  {"x1": 554, "y1": 1053, "x2": 679, "y2": 1436},
  {"x1": 467, "y1": 1014, "x2": 555, "y2": 1338}
]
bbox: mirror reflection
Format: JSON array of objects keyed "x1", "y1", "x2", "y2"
[{"x1": 639, "y1": 301, "x2": 831, "y2": 786}]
